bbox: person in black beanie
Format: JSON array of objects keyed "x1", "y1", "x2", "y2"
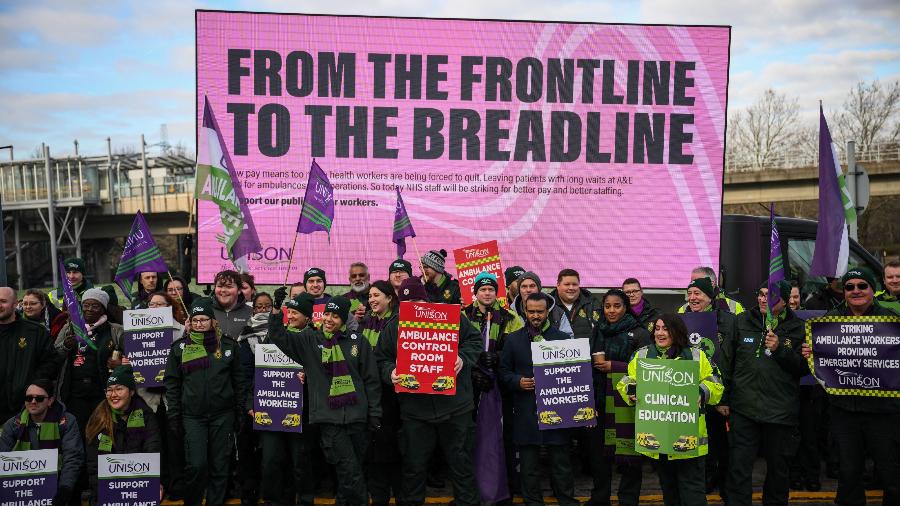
[
  {"x1": 504, "y1": 265, "x2": 526, "y2": 306},
  {"x1": 375, "y1": 278, "x2": 482, "y2": 506},
  {"x1": 164, "y1": 298, "x2": 246, "y2": 506},
  {"x1": 304, "y1": 267, "x2": 332, "y2": 305},
  {"x1": 267, "y1": 296, "x2": 382, "y2": 506},
  {"x1": 388, "y1": 259, "x2": 413, "y2": 296},
  {"x1": 85, "y1": 365, "x2": 161, "y2": 502},
  {"x1": 420, "y1": 249, "x2": 461, "y2": 304}
]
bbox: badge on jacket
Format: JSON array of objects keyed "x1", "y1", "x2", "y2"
[
  {"x1": 579, "y1": 309, "x2": 586, "y2": 318},
  {"x1": 18, "y1": 337, "x2": 26, "y2": 349},
  {"x1": 351, "y1": 344, "x2": 359, "y2": 357},
  {"x1": 689, "y1": 333, "x2": 702, "y2": 346},
  {"x1": 443, "y1": 289, "x2": 451, "y2": 301},
  {"x1": 214, "y1": 349, "x2": 222, "y2": 359}
]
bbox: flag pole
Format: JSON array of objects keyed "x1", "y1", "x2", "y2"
[
  {"x1": 410, "y1": 236, "x2": 428, "y2": 283},
  {"x1": 283, "y1": 230, "x2": 300, "y2": 287},
  {"x1": 167, "y1": 270, "x2": 191, "y2": 318}
]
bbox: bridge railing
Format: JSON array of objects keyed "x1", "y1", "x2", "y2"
[
  {"x1": 726, "y1": 141, "x2": 900, "y2": 172},
  {"x1": 0, "y1": 158, "x2": 101, "y2": 209}
]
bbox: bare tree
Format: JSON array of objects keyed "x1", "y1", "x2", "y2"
[
  {"x1": 114, "y1": 144, "x2": 138, "y2": 156},
  {"x1": 730, "y1": 89, "x2": 801, "y2": 169},
  {"x1": 835, "y1": 79, "x2": 900, "y2": 150}
]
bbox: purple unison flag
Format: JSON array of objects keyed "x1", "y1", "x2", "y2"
[
  {"x1": 196, "y1": 96, "x2": 262, "y2": 272},
  {"x1": 810, "y1": 105, "x2": 852, "y2": 277},
  {"x1": 114, "y1": 211, "x2": 169, "y2": 300},
  {"x1": 392, "y1": 188, "x2": 416, "y2": 259},
  {"x1": 767, "y1": 203, "x2": 786, "y2": 314},
  {"x1": 58, "y1": 257, "x2": 96, "y2": 350},
  {"x1": 296, "y1": 160, "x2": 334, "y2": 238}
]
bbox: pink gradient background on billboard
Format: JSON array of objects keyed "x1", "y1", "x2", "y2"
[{"x1": 196, "y1": 12, "x2": 729, "y2": 287}]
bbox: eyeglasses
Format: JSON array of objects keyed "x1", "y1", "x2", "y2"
[
  {"x1": 191, "y1": 317, "x2": 212, "y2": 324},
  {"x1": 105, "y1": 386, "x2": 128, "y2": 395},
  {"x1": 623, "y1": 289, "x2": 641, "y2": 296},
  {"x1": 844, "y1": 282, "x2": 869, "y2": 291},
  {"x1": 25, "y1": 395, "x2": 47, "y2": 403}
]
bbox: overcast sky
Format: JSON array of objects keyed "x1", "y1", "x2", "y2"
[{"x1": 1, "y1": 0, "x2": 898, "y2": 159}]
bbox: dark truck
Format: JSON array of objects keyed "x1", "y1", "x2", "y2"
[
  {"x1": 718, "y1": 214, "x2": 884, "y2": 310},
  {"x1": 639, "y1": 214, "x2": 884, "y2": 313}
]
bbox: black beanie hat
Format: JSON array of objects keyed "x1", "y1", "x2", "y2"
[
  {"x1": 324, "y1": 296, "x2": 351, "y2": 323},
  {"x1": 687, "y1": 277, "x2": 716, "y2": 300},
  {"x1": 190, "y1": 297, "x2": 216, "y2": 319},
  {"x1": 841, "y1": 266, "x2": 877, "y2": 290},
  {"x1": 389, "y1": 259, "x2": 413, "y2": 277},
  {"x1": 304, "y1": 267, "x2": 327, "y2": 286},
  {"x1": 284, "y1": 293, "x2": 315, "y2": 318},
  {"x1": 107, "y1": 365, "x2": 136, "y2": 391},
  {"x1": 63, "y1": 257, "x2": 86, "y2": 274},
  {"x1": 504, "y1": 266, "x2": 526, "y2": 286}
]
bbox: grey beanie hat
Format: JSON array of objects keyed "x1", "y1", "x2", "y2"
[
  {"x1": 81, "y1": 287, "x2": 110, "y2": 308},
  {"x1": 517, "y1": 271, "x2": 542, "y2": 291}
]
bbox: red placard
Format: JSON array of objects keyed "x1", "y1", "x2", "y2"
[
  {"x1": 454, "y1": 240, "x2": 506, "y2": 307},
  {"x1": 312, "y1": 304, "x2": 326, "y2": 327},
  {"x1": 395, "y1": 301, "x2": 461, "y2": 395}
]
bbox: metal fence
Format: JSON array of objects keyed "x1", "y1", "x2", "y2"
[{"x1": 726, "y1": 141, "x2": 900, "y2": 172}]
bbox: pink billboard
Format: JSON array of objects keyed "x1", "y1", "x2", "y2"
[{"x1": 196, "y1": 11, "x2": 730, "y2": 288}]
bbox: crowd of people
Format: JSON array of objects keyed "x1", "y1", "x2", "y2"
[{"x1": 1, "y1": 253, "x2": 899, "y2": 506}]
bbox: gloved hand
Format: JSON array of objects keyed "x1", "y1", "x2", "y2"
[
  {"x1": 478, "y1": 351, "x2": 500, "y2": 370},
  {"x1": 273, "y1": 286, "x2": 288, "y2": 309},
  {"x1": 472, "y1": 368, "x2": 494, "y2": 392},
  {"x1": 53, "y1": 486, "x2": 72, "y2": 506},
  {"x1": 368, "y1": 416, "x2": 382, "y2": 432}
]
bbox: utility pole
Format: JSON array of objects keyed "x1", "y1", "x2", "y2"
[
  {"x1": 45, "y1": 144, "x2": 59, "y2": 288},
  {"x1": 0, "y1": 145, "x2": 11, "y2": 286},
  {"x1": 73, "y1": 139, "x2": 79, "y2": 157},
  {"x1": 141, "y1": 134, "x2": 151, "y2": 212},
  {"x1": 107, "y1": 137, "x2": 116, "y2": 215}
]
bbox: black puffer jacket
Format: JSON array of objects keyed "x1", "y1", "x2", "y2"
[{"x1": 723, "y1": 307, "x2": 808, "y2": 425}]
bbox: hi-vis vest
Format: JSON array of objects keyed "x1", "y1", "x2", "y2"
[
  {"x1": 678, "y1": 294, "x2": 744, "y2": 315},
  {"x1": 616, "y1": 345, "x2": 723, "y2": 460}
]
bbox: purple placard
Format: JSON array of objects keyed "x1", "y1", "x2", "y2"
[
  {"x1": 123, "y1": 308, "x2": 175, "y2": 388},
  {"x1": 0, "y1": 449, "x2": 58, "y2": 505},
  {"x1": 679, "y1": 311, "x2": 719, "y2": 365},
  {"x1": 795, "y1": 310, "x2": 827, "y2": 386},
  {"x1": 807, "y1": 316, "x2": 900, "y2": 396},
  {"x1": 254, "y1": 343, "x2": 304, "y2": 432},
  {"x1": 531, "y1": 338, "x2": 596, "y2": 430},
  {"x1": 97, "y1": 453, "x2": 160, "y2": 506}
]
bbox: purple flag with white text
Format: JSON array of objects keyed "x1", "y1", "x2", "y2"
[
  {"x1": 114, "y1": 211, "x2": 169, "y2": 300},
  {"x1": 296, "y1": 160, "x2": 334, "y2": 239},
  {"x1": 392, "y1": 189, "x2": 416, "y2": 259}
]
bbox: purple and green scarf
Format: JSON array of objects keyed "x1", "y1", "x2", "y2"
[
  {"x1": 321, "y1": 326, "x2": 358, "y2": 408},
  {"x1": 181, "y1": 328, "x2": 219, "y2": 374}
]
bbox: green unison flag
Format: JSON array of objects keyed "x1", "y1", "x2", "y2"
[{"x1": 634, "y1": 358, "x2": 701, "y2": 457}]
